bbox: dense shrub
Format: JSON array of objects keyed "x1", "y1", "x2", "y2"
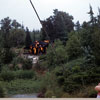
[
  {"x1": 0, "y1": 71, "x2": 15, "y2": 82},
  {"x1": 22, "y1": 59, "x2": 32, "y2": 70},
  {"x1": 62, "y1": 93, "x2": 71, "y2": 98},
  {"x1": 12, "y1": 56, "x2": 32, "y2": 70},
  {"x1": 0, "y1": 82, "x2": 7, "y2": 97},
  {"x1": 66, "y1": 32, "x2": 83, "y2": 60},
  {"x1": 0, "y1": 48, "x2": 15, "y2": 64},
  {"x1": 11, "y1": 56, "x2": 24, "y2": 70},
  {"x1": 15, "y1": 70, "x2": 35, "y2": 79},
  {"x1": 45, "y1": 90, "x2": 54, "y2": 98},
  {"x1": 3, "y1": 79, "x2": 44, "y2": 94},
  {"x1": 75, "y1": 85, "x2": 97, "y2": 98},
  {"x1": 63, "y1": 78, "x2": 81, "y2": 93}
]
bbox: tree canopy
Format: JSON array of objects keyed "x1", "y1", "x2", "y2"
[{"x1": 41, "y1": 9, "x2": 74, "y2": 42}]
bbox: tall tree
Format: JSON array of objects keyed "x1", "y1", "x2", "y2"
[
  {"x1": 97, "y1": 7, "x2": 100, "y2": 27},
  {"x1": 10, "y1": 29, "x2": 25, "y2": 47},
  {"x1": 0, "y1": 17, "x2": 25, "y2": 48},
  {"x1": 92, "y1": 28, "x2": 100, "y2": 65},
  {"x1": 75, "y1": 21, "x2": 81, "y2": 31},
  {"x1": 25, "y1": 27, "x2": 32, "y2": 48},
  {"x1": 88, "y1": 5, "x2": 97, "y2": 25},
  {"x1": 31, "y1": 30, "x2": 41, "y2": 42},
  {"x1": 66, "y1": 31, "x2": 83, "y2": 60},
  {"x1": 11, "y1": 20, "x2": 21, "y2": 29},
  {"x1": 0, "y1": 17, "x2": 12, "y2": 48},
  {"x1": 41, "y1": 9, "x2": 74, "y2": 41}
]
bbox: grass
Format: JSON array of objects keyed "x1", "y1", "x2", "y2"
[{"x1": 3, "y1": 79, "x2": 43, "y2": 95}]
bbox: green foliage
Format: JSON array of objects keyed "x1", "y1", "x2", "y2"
[
  {"x1": 25, "y1": 27, "x2": 32, "y2": 47},
  {"x1": 66, "y1": 31, "x2": 83, "y2": 60},
  {"x1": 12, "y1": 56, "x2": 32, "y2": 70},
  {"x1": 15, "y1": 70, "x2": 35, "y2": 79},
  {"x1": 3, "y1": 79, "x2": 43, "y2": 95},
  {"x1": 41, "y1": 9, "x2": 74, "y2": 41},
  {"x1": 40, "y1": 39, "x2": 68, "y2": 70},
  {"x1": 31, "y1": 30, "x2": 41, "y2": 41},
  {"x1": 62, "y1": 93, "x2": 71, "y2": 98},
  {"x1": 63, "y1": 78, "x2": 81, "y2": 93},
  {"x1": 10, "y1": 29, "x2": 25, "y2": 47},
  {"x1": 45, "y1": 90, "x2": 54, "y2": 98},
  {"x1": 92, "y1": 28, "x2": 100, "y2": 64},
  {"x1": 75, "y1": 21, "x2": 81, "y2": 31},
  {"x1": 0, "y1": 82, "x2": 7, "y2": 97},
  {"x1": 0, "y1": 48, "x2": 15, "y2": 64},
  {"x1": 79, "y1": 28, "x2": 93, "y2": 54},
  {"x1": 76, "y1": 85, "x2": 97, "y2": 98},
  {"x1": 22, "y1": 59, "x2": 32, "y2": 70},
  {"x1": 0, "y1": 17, "x2": 25, "y2": 48},
  {"x1": 0, "y1": 70, "x2": 15, "y2": 82},
  {"x1": 0, "y1": 7, "x2": 100, "y2": 98},
  {"x1": 12, "y1": 56, "x2": 24, "y2": 65}
]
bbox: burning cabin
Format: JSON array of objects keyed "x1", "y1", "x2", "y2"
[{"x1": 24, "y1": 40, "x2": 49, "y2": 55}]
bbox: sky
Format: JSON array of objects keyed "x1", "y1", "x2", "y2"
[{"x1": 0, "y1": 0, "x2": 100, "y2": 30}]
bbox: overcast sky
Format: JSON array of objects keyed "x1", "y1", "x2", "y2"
[{"x1": 0, "y1": 0, "x2": 100, "y2": 30}]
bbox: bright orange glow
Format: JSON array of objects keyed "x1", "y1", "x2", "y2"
[
  {"x1": 29, "y1": 40, "x2": 50, "y2": 55},
  {"x1": 41, "y1": 47, "x2": 43, "y2": 51},
  {"x1": 30, "y1": 46, "x2": 32, "y2": 49},
  {"x1": 33, "y1": 47, "x2": 36, "y2": 54},
  {"x1": 44, "y1": 40, "x2": 49, "y2": 43}
]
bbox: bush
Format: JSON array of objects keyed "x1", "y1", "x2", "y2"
[
  {"x1": 57, "y1": 76, "x2": 65, "y2": 86},
  {"x1": 12, "y1": 57, "x2": 33, "y2": 70},
  {"x1": 15, "y1": 70, "x2": 35, "y2": 79},
  {"x1": 63, "y1": 79, "x2": 81, "y2": 93},
  {"x1": 62, "y1": 93, "x2": 71, "y2": 98},
  {"x1": 0, "y1": 71, "x2": 15, "y2": 81},
  {"x1": 53, "y1": 87, "x2": 63, "y2": 98},
  {"x1": 0, "y1": 82, "x2": 7, "y2": 97},
  {"x1": 4, "y1": 79, "x2": 43, "y2": 94},
  {"x1": 66, "y1": 31, "x2": 83, "y2": 60},
  {"x1": 23, "y1": 59, "x2": 32, "y2": 70},
  {"x1": 76, "y1": 85, "x2": 97, "y2": 98},
  {"x1": 0, "y1": 48, "x2": 15, "y2": 64},
  {"x1": 45, "y1": 90, "x2": 54, "y2": 98}
]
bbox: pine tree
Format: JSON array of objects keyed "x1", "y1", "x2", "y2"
[
  {"x1": 25, "y1": 27, "x2": 32, "y2": 48},
  {"x1": 97, "y1": 7, "x2": 100, "y2": 27},
  {"x1": 75, "y1": 21, "x2": 81, "y2": 31},
  {"x1": 88, "y1": 5, "x2": 95, "y2": 25}
]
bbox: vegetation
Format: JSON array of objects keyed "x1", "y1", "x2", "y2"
[
  {"x1": 0, "y1": 6, "x2": 100, "y2": 98},
  {"x1": 0, "y1": 82, "x2": 7, "y2": 97}
]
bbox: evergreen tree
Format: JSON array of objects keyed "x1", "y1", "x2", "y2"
[
  {"x1": 75, "y1": 21, "x2": 81, "y2": 31},
  {"x1": 66, "y1": 31, "x2": 83, "y2": 60},
  {"x1": 25, "y1": 27, "x2": 32, "y2": 48},
  {"x1": 0, "y1": 17, "x2": 11, "y2": 48},
  {"x1": 97, "y1": 7, "x2": 100, "y2": 27},
  {"x1": 88, "y1": 5, "x2": 96, "y2": 25},
  {"x1": 41, "y1": 9, "x2": 74, "y2": 41}
]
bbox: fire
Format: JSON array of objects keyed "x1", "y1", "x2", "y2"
[{"x1": 29, "y1": 40, "x2": 50, "y2": 55}]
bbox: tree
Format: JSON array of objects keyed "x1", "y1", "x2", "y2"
[
  {"x1": 31, "y1": 30, "x2": 41, "y2": 42},
  {"x1": 25, "y1": 27, "x2": 32, "y2": 48},
  {"x1": 66, "y1": 31, "x2": 83, "y2": 60},
  {"x1": 41, "y1": 9, "x2": 74, "y2": 41},
  {"x1": 75, "y1": 21, "x2": 81, "y2": 31},
  {"x1": 88, "y1": 5, "x2": 97, "y2": 26},
  {"x1": 0, "y1": 17, "x2": 12, "y2": 48},
  {"x1": 11, "y1": 20, "x2": 21, "y2": 29},
  {"x1": 0, "y1": 48, "x2": 14, "y2": 64},
  {"x1": 0, "y1": 17, "x2": 25, "y2": 48},
  {"x1": 97, "y1": 7, "x2": 100, "y2": 27},
  {"x1": 10, "y1": 29, "x2": 25, "y2": 47},
  {"x1": 92, "y1": 28, "x2": 100, "y2": 65}
]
